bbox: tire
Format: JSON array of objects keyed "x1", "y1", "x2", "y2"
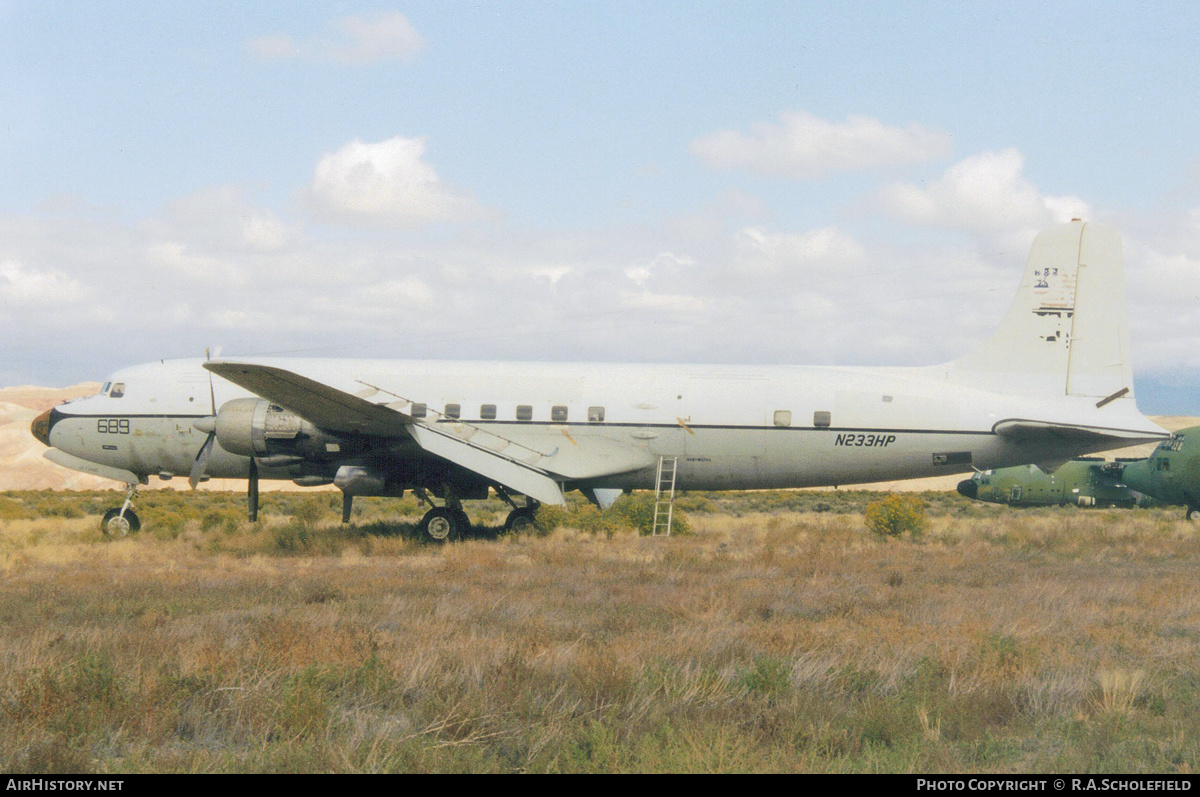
[
  {"x1": 101, "y1": 508, "x2": 140, "y2": 536},
  {"x1": 1187, "y1": 507, "x2": 1200, "y2": 523},
  {"x1": 504, "y1": 507, "x2": 539, "y2": 535},
  {"x1": 420, "y1": 507, "x2": 461, "y2": 543},
  {"x1": 451, "y1": 508, "x2": 472, "y2": 537}
]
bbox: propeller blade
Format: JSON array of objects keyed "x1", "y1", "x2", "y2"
[
  {"x1": 189, "y1": 432, "x2": 216, "y2": 490},
  {"x1": 204, "y1": 349, "x2": 217, "y2": 416},
  {"x1": 247, "y1": 457, "x2": 259, "y2": 522}
]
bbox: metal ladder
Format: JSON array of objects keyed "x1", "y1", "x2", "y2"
[{"x1": 652, "y1": 456, "x2": 678, "y2": 536}]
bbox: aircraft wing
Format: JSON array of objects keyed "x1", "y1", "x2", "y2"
[{"x1": 204, "y1": 361, "x2": 654, "y2": 505}]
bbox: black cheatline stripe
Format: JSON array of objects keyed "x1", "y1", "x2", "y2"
[
  {"x1": 54, "y1": 412, "x2": 213, "y2": 420},
  {"x1": 435, "y1": 419, "x2": 997, "y2": 436}
]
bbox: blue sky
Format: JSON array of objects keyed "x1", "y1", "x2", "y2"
[{"x1": 2, "y1": 2, "x2": 1199, "y2": 412}]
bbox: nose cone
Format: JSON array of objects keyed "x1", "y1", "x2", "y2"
[
  {"x1": 1119, "y1": 461, "x2": 1150, "y2": 493},
  {"x1": 31, "y1": 407, "x2": 55, "y2": 446},
  {"x1": 956, "y1": 478, "x2": 978, "y2": 499}
]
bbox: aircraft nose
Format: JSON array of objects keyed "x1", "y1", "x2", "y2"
[
  {"x1": 30, "y1": 408, "x2": 56, "y2": 444},
  {"x1": 956, "y1": 478, "x2": 978, "y2": 499}
]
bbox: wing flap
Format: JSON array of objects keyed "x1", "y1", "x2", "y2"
[
  {"x1": 428, "y1": 423, "x2": 656, "y2": 480},
  {"x1": 408, "y1": 423, "x2": 566, "y2": 506}
]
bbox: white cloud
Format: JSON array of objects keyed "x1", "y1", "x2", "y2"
[
  {"x1": 0, "y1": 261, "x2": 85, "y2": 308},
  {"x1": 876, "y1": 148, "x2": 1092, "y2": 242},
  {"x1": 158, "y1": 185, "x2": 292, "y2": 253},
  {"x1": 304, "y1": 136, "x2": 487, "y2": 228},
  {"x1": 622, "y1": 251, "x2": 696, "y2": 287},
  {"x1": 247, "y1": 12, "x2": 423, "y2": 65},
  {"x1": 691, "y1": 111, "x2": 953, "y2": 179},
  {"x1": 146, "y1": 242, "x2": 247, "y2": 286},
  {"x1": 4, "y1": 151, "x2": 1195, "y2": 397},
  {"x1": 734, "y1": 226, "x2": 866, "y2": 276},
  {"x1": 621, "y1": 290, "x2": 708, "y2": 313},
  {"x1": 371, "y1": 277, "x2": 434, "y2": 307},
  {"x1": 1117, "y1": 208, "x2": 1200, "y2": 372}
]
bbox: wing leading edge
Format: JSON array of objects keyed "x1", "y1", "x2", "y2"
[{"x1": 204, "y1": 361, "x2": 411, "y2": 436}]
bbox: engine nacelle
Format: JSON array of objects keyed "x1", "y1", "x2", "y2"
[
  {"x1": 213, "y1": 398, "x2": 364, "y2": 461},
  {"x1": 334, "y1": 465, "x2": 404, "y2": 497}
]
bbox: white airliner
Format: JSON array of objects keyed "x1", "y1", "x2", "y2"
[{"x1": 31, "y1": 221, "x2": 1168, "y2": 539}]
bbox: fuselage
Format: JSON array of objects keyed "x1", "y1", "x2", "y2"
[
  {"x1": 955, "y1": 459, "x2": 1150, "y2": 507},
  {"x1": 1121, "y1": 427, "x2": 1200, "y2": 510},
  {"x1": 35, "y1": 357, "x2": 1167, "y2": 493}
]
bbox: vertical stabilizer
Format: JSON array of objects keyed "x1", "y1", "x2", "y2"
[{"x1": 946, "y1": 221, "x2": 1133, "y2": 400}]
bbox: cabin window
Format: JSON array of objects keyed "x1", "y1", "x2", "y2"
[
  {"x1": 1158, "y1": 458, "x2": 1171, "y2": 472},
  {"x1": 551, "y1": 405, "x2": 568, "y2": 422},
  {"x1": 444, "y1": 403, "x2": 460, "y2": 419},
  {"x1": 588, "y1": 406, "x2": 605, "y2": 423},
  {"x1": 480, "y1": 404, "x2": 497, "y2": 420},
  {"x1": 516, "y1": 405, "x2": 532, "y2": 421},
  {"x1": 773, "y1": 410, "x2": 792, "y2": 427},
  {"x1": 813, "y1": 410, "x2": 831, "y2": 428},
  {"x1": 110, "y1": 383, "x2": 125, "y2": 398},
  {"x1": 410, "y1": 403, "x2": 426, "y2": 418}
]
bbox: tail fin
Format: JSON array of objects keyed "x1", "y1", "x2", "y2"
[{"x1": 946, "y1": 221, "x2": 1133, "y2": 400}]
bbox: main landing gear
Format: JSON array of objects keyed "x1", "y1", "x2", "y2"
[
  {"x1": 412, "y1": 486, "x2": 542, "y2": 543},
  {"x1": 1187, "y1": 506, "x2": 1200, "y2": 523},
  {"x1": 495, "y1": 484, "x2": 541, "y2": 534},
  {"x1": 100, "y1": 483, "x2": 141, "y2": 537},
  {"x1": 503, "y1": 505, "x2": 540, "y2": 534},
  {"x1": 414, "y1": 488, "x2": 473, "y2": 544}
]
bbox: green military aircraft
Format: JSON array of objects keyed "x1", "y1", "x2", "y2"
[
  {"x1": 1120, "y1": 426, "x2": 1200, "y2": 521},
  {"x1": 956, "y1": 458, "x2": 1151, "y2": 508}
]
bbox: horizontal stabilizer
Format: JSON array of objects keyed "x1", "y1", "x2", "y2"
[
  {"x1": 408, "y1": 423, "x2": 566, "y2": 506},
  {"x1": 205, "y1": 361, "x2": 411, "y2": 436},
  {"x1": 993, "y1": 419, "x2": 1167, "y2": 444}
]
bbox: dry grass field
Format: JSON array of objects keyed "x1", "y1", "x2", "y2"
[{"x1": 1, "y1": 489, "x2": 1198, "y2": 773}]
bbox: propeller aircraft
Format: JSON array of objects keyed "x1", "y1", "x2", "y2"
[
  {"x1": 955, "y1": 458, "x2": 1152, "y2": 508},
  {"x1": 30, "y1": 221, "x2": 1169, "y2": 540}
]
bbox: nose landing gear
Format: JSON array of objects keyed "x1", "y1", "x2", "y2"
[{"x1": 100, "y1": 483, "x2": 141, "y2": 536}]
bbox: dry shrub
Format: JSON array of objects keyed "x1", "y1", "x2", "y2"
[
  {"x1": 1095, "y1": 668, "x2": 1147, "y2": 716},
  {"x1": 864, "y1": 495, "x2": 928, "y2": 539}
]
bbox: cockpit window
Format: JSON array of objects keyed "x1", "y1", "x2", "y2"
[
  {"x1": 110, "y1": 383, "x2": 125, "y2": 398},
  {"x1": 101, "y1": 382, "x2": 112, "y2": 395}
]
